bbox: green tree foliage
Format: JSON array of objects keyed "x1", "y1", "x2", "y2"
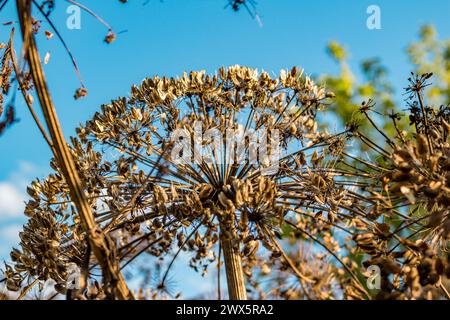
[
  {"x1": 408, "y1": 25, "x2": 450, "y2": 105},
  {"x1": 321, "y1": 25, "x2": 449, "y2": 137}
]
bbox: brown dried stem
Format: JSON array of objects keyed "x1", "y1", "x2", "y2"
[
  {"x1": 220, "y1": 231, "x2": 247, "y2": 300},
  {"x1": 15, "y1": 0, "x2": 132, "y2": 300}
]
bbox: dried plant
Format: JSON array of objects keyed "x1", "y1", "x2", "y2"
[
  {"x1": 2, "y1": 1, "x2": 449, "y2": 301},
  {"x1": 0, "y1": 0, "x2": 267, "y2": 301},
  {"x1": 0, "y1": 28, "x2": 17, "y2": 135},
  {"x1": 1, "y1": 0, "x2": 134, "y2": 300},
  {"x1": 5, "y1": 65, "x2": 361, "y2": 299},
  {"x1": 339, "y1": 73, "x2": 450, "y2": 300},
  {"x1": 4, "y1": 66, "x2": 450, "y2": 300}
]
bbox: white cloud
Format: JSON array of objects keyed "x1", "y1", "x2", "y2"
[
  {"x1": 0, "y1": 223, "x2": 23, "y2": 261},
  {"x1": 0, "y1": 160, "x2": 46, "y2": 221},
  {"x1": 0, "y1": 183, "x2": 26, "y2": 220},
  {"x1": 0, "y1": 224, "x2": 23, "y2": 245},
  {"x1": 0, "y1": 161, "x2": 46, "y2": 261},
  {"x1": 9, "y1": 161, "x2": 43, "y2": 189}
]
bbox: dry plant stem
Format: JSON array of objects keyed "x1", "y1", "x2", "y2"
[
  {"x1": 417, "y1": 90, "x2": 433, "y2": 153},
  {"x1": 9, "y1": 29, "x2": 55, "y2": 153},
  {"x1": 16, "y1": 0, "x2": 133, "y2": 300},
  {"x1": 17, "y1": 278, "x2": 38, "y2": 300},
  {"x1": 440, "y1": 282, "x2": 450, "y2": 300},
  {"x1": 217, "y1": 242, "x2": 222, "y2": 300},
  {"x1": 220, "y1": 229, "x2": 247, "y2": 300},
  {"x1": 264, "y1": 226, "x2": 315, "y2": 284}
]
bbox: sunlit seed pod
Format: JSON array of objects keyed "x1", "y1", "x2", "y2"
[
  {"x1": 415, "y1": 134, "x2": 429, "y2": 156},
  {"x1": 170, "y1": 184, "x2": 179, "y2": 200},
  {"x1": 313, "y1": 195, "x2": 324, "y2": 206},
  {"x1": 131, "y1": 108, "x2": 143, "y2": 121},
  {"x1": 156, "y1": 186, "x2": 169, "y2": 203},
  {"x1": 6, "y1": 278, "x2": 21, "y2": 292},
  {"x1": 288, "y1": 123, "x2": 297, "y2": 135},
  {"x1": 160, "y1": 112, "x2": 167, "y2": 125},
  {"x1": 260, "y1": 264, "x2": 271, "y2": 276},
  {"x1": 257, "y1": 177, "x2": 265, "y2": 192},
  {"x1": 235, "y1": 190, "x2": 244, "y2": 207},
  {"x1": 242, "y1": 240, "x2": 259, "y2": 257},
  {"x1": 9, "y1": 247, "x2": 24, "y2": 263},
  {"x1": 353, "y1": 233, "x2": 375, "y2": 244},
  {"x1": 231, "y1": 178, "x2": 241, "y2": 192},
  {"x1": 218, "y1": 192, "x2": 234, "y2": 211},
  {"x1": 199, "y1": 184, "x2": 214, "y2": 199}
]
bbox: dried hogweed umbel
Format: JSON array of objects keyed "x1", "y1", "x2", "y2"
[
  {"x1": 7, "y1": 66, "x2": 366, "y2": 299},
  {"x1": 9, "y1": 68, "x2": 449, "y2": 300}
]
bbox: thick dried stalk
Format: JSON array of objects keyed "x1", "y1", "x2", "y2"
[
  {"x1": 220, "y1": 230, "x2": 247, "y2": 300},
  {"x1": 16, "y1": 0, "x2": 133, "y2": 299}
]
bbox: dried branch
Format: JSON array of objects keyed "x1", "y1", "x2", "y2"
[{"x1": 15, "y1": 0, "x2": 133, "y2": 300}]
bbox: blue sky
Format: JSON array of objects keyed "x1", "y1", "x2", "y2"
[{"x1": 0, "y1": 0, "x2": 449, "y2": 298}]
